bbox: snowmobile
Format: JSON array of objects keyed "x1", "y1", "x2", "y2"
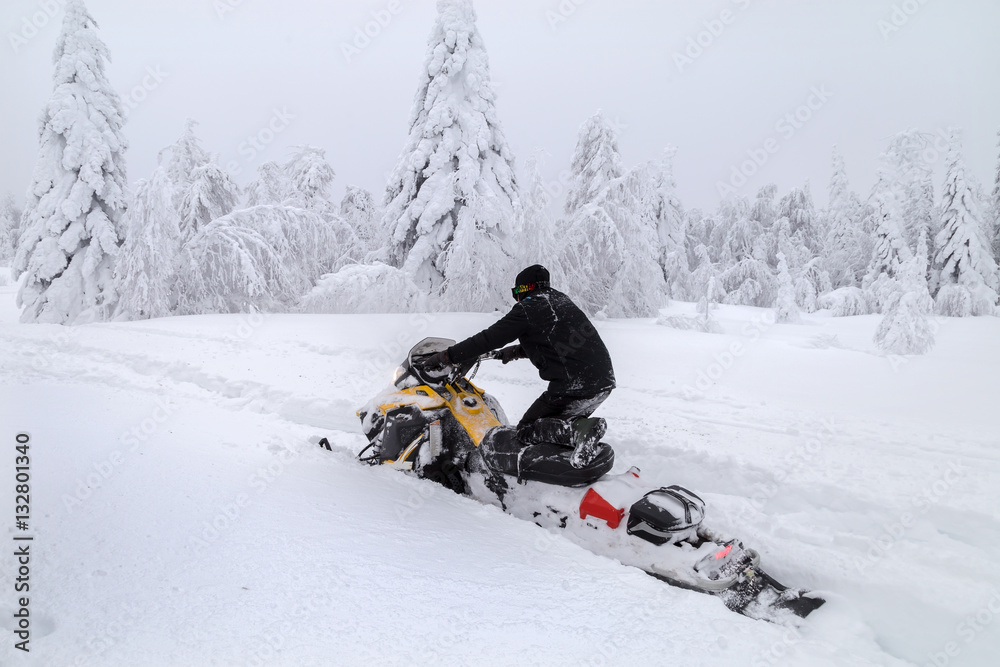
[{"x1": 356, "y1": 337, "x2": 825, "y2": 622}]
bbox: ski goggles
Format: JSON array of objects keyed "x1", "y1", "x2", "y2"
[{"x1": 511, "y1": 281, "x2": 549, "y2": 300}]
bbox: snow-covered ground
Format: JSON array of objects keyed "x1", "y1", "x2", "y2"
[{"x1": 1, "y1": 268, "x2": 998, "y2": 666}]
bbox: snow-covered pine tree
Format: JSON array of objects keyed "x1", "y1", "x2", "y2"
[
  {"x1": 341, "y1": 185, "x2": 384, "y2": 259},
  {"x1": 13, "y1": 0, "x2": 128, "y2": 324},
  {"x1": 646, "y1": 147, "x2": 689, "y2": 300},
  {"x1": 114, "y1": 170, "x2": 181, "y2": 320},
  {"x1": 868, "y1": 171, "x2": 910, "y2": 279},
  {"x1": 690, "y1": 243, "x2": 723, "y2": 309},
  {"x1": 245, "y1": 161, "x2": 289, "y2": 207},
  {"x1": 874, "y1": 249, "x2": 935, "y2": 355},
  {"x1": 712, "y1": 194, "x2": 776, "y2": 307},
  {"x1": 720, "y1": 237, "x2": 776, "y2": 308},
  {"x1": 178, "y1": 161, "x2": 240, "y2": 242},
  {"x1": 383, "y1": 0, "x2": 519, "y2": 310},
  {"x1": 565, "y1": 111, "x2": 625, "y2": 217},
  {"x1": 774, "y1": 252, "x2": 799, "y2": 323},
  {"x1": 824, "y1": 147, "x2": 868, "y2": 288},
  {"x1": 0, "y1": 195, "x2": 22, "y2": 262},
  {"x1": 283, "y1": 146, "x2": 336, "y2": 215},
  {"x1": 777, "y1": 185, "x2": 821, "y2": 261},
  {"x1": 162, "y1": 119, "x2": 210, "y2": 213},
  {"x1": 558, "y1": 168, "x2": 665, "y2": 317},
  {"x1": 934, "y1": 130, "x2": 999, "y2": 316},
  {"x1": 518, "y1": 153, "x2": 563, "y2": 275}
]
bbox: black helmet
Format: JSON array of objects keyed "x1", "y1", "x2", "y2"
[{"x1": 512, "y1": 265, "x2": 550, "y2": 301}]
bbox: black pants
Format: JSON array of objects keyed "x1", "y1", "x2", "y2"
[{"x1": 516, "y1": 390, "x2": 611, "y2": 446}]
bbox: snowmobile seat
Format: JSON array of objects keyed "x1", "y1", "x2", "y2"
[{"x1": 479, "y1": 426, "x2": 614, "y2": 488}]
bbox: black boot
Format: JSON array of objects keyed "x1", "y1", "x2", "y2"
[{"x1": 569, "y1": 417, "x2": 607, "y2": 469}]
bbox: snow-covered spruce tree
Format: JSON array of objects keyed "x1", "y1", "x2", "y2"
[
  {"x1": 178, "y1": 161, "x2": 240, "y2": 242},
  {"x1": 689, "y1": 243, "x2": 723, "y2": 309},
  {"x1": 518, "y1": 153, "x2": 564, "y2": 276},
  {"x1": 245, "y1": 161, "x2": 289, "y2": 207},
  {"x1": 162, "y1": 119, "x2": 210, "y2": 213},
  {"x1": 341, "y1": 185, "x2": 384, "y2": 259},
  {"x1": 114, "y1": 171, "x2": 181, "y2": 320},
  {"x1": 774, "y1": 252, "x2": 799, "y2": 323},
  {"x1": 934, "y1": 131, "x2": 999, "y2": 316},
  {"x1": 13, "y1": 1, "x2": 128, "y2": 324},
  {"x1": 777, "y1": 185, "x2": 821, "y2": 261},
  {"x1": 559, "y1": 162, "x2": 665, "y2": 317},
  {"x1": 646, "y1": 148, "x2": 689, "y2": 300},
  {"x1": 710, "y1": 194, "x2": 775, "y2": 308},
  {"x1": 794, "y1": 258, "x2": 832, "y2": 314},
  {"x1": 565, "y1": 111, "x2": 625, "y2": 217},
  {"x1": 715, "y1": 192, "x2": 759, "y2": 265},
  {"x1": 720, "y1": 237, "x2": 776, "y2": 308},
  {"x1": 0, "y1": 195, "x2": 22, "y2": 263},
  {"x1": 824, "y1": 147, "x2": 869, "y2": 288},
  {"x1": 383, "y1": 0, "x2": 519, "y2": 310},
  {"x1": 874, "y1": 249, "x2": 935, "y2": 355},
  {"x1": 886, "y1": 131, "x2": 936, "y2": 247},
  {"x1": 283, "y1": 146, "x2": 337, "y2": 214},
  {"x1": 864, "y1": 169, "x2": 913, "y2": 312}
]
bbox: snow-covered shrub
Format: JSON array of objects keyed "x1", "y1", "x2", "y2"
[
  {"x1": 656, "y1": 314, "x2": 722, "y2": 334},
  {"x1": 865, "y1": 273, "x2": 904, "y2": 314},
  {"x1": 300, "y1": 263, "x2": 427, "y2": 314},
  {"x1": 720, "y1": 253, "x2": 776, "y2": 308},
  {"x1": 817, "y1": 286, "x2": 871, "y2": 317},
  {"x1": 177, "y1": 205, "x2": 336, "y2": 314},
  {"x1": 933, "y1": 283, "x2": 996, "y2": 317},
  {"x1": 875, "y1": 289, "x2": 935, "y2": 355},
  {"x1": 794, "y1": 277, "x2": 817, "y2": 313}
]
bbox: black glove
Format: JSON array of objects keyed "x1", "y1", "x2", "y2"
[
  {"x1": 498, "y1": 345, "x2": 525, "y2": 364},
  {"x1": 422, "y1": 349, "x2": 451, "y2": 369}
]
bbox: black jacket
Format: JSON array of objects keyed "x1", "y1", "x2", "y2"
[{"x1": 448, "y1": 288, "x2": 616, "y2": 397}]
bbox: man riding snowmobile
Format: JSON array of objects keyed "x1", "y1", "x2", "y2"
[{"x1": 421, "y1": 264, "x2": 615, "y2": 468}]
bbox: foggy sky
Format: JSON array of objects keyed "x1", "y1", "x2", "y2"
[{"x1": 2, "y1": 0, "x2": 999, "y2": 214}]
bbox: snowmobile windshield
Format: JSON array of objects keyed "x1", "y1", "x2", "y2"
[{"x1": 401, "y1": 337, "x2": 474, "y2": 388}]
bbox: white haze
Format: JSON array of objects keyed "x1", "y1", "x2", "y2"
[{"x1": 1, "y1": 0, "x2": 999, "y2": 212}]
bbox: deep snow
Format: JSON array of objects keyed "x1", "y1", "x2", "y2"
[{"x1": 1, "y1": 269, "x2": 998, "y2": 666}]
